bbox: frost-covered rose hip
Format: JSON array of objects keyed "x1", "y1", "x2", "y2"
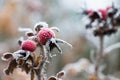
[
  {"x1": 21, "y1": 40, "x2": 37, "y2": 52},
  {"x1": 98, "y1": 9, "x2": 108, "y2": 20},
  {"x1": 37, "y1": 28, "x2": 55, "y2": 45}
]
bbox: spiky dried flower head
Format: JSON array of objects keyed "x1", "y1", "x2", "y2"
[
  {"x1": 37, "y1": 28, "x2": 55, "y2": 45},
  {"x1": 21, "y1": 40, "x2": 37, "y2": 52}
]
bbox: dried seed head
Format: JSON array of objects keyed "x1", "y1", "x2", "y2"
[
  {"x1": 37, "y1": 28, "x2": 55, "y2": 45},
  {"x1": 21, "y1": 40, "x2": 37, "y2": 52}
]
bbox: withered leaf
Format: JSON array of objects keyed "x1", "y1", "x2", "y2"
[
  {"x1": 89, "y1": 11, "x2": 101, "y2": 22},
  {"x1": 17, "y1": 59, "x2": 25, "y2": 65},
  {"x1": 93, "y1": 27, "x2": 117, "y2": 36},
  {"x1": 34, "y1": 24, "x2": 43, "y2": 32},
  {"x1": 5, "y1": 59, "x2": 17, "y2": 75},
  {"x1": 35, "y1": 56, "x2": 42, "y2": 66},
  {"x1": 21, "y1": 63, "x2": 31, "y2": 74},
  {"x1": 33, "y1": 53, "x2": 42, "y2": 67},
  {"x1": 32, "y1": 53, "x2": 37, "y2": 63},
  {"x1": 18, "y1": 39, "x2": 22, "y2": 46},
  {"x1": 2, "y1": 52, "x2": 13, "y2": 60},
  {"x1": 27, "y1": 55, "x2": 34, "y2": 65},
  {"x1": 26, "y1": 32, "x2": 34, "y2": 37}
]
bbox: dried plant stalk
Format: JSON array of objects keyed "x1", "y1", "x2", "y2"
[{"x1": 95, "y1": 36, "x2": 104, "y2": 79}]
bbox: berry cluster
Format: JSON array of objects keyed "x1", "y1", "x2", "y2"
[
  {"x1": 1, "y1": 22, "x2": 72, "y2": 80},
  {"x1": 83, "y1": 4, "x2": 120, "y2": 36},
  {"x1": 18, "y1": 22, "x2": 72, "y2": 54}
]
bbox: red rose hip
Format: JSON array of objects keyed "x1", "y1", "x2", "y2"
[
  {"x1": 99, "y1": 9, "x2": 108, "y2": 20},
  {"x1": 22, "y1": 40, "x2": 37, "y2": 52},
  {"x1": 37, "y1": 28, "x2": 55, "y2": 45}
]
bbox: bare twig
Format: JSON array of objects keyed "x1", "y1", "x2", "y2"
[{"x1": 35, "y1": 43, "x2": 47, "y2": 80}]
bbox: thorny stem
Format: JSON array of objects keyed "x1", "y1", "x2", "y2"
[
  {"x1": 35, "y1": 43, "x2": 47, "y2": 80},
  {"x1": 95, "y1": 36, "x2": 104, "y2": 79},
  {"x1": 35, "y1": 69, "x2": 41, "y2": 80}
]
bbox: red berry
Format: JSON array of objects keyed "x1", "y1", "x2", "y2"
[
  {"x1": 22, "y1": 40, "x2": 37, "y2": 52},
  {"x1": 99, "y1": 9, "x2": 108, "y2": 20},
  {"x1": 37, "y1": 28, "x2": 55, "y2": 45}
]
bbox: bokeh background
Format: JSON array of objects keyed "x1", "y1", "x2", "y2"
[{"x1": 0, "y1": 0, "x2": 120, "y2": 80}]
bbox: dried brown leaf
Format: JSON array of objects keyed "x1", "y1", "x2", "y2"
[
  {"x1": 36, "y1": 56, "x2": 42, "y2": 63},
  {"x1": 17, "y1": 59, "x2": 24, "y2": 65},
  {"x1": 2, "y1": 52, "x2": 13, "y2": 61},
  {"x1": 26, "y1": 32, "x2": 34, "y2": 37},
  {"x1": 18, "y1": 39, "x2": 22, "y2": 46},
  {"x1": 22, "y1": 63, "x2": 31, "y2": 74},
  {"x1": 5, "y1": 59, "x2": 17, "y2": 75},
  {"x1": 34, "y1": 55, "x2": 42, "y2": 67}
]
